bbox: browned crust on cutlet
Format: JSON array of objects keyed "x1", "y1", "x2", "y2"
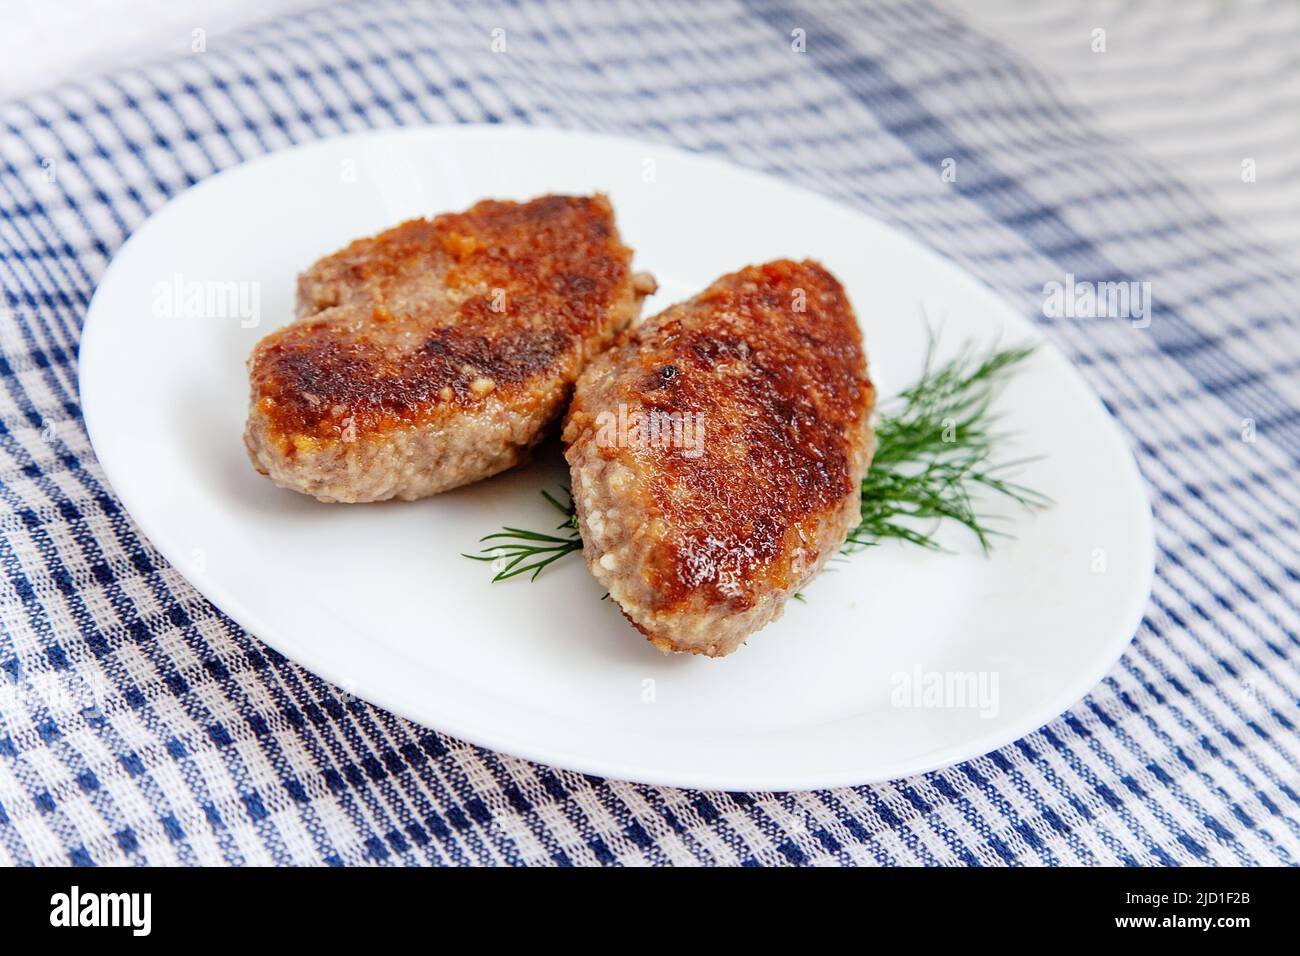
[
  {"x1": 249, "y1": 194, "x2": 637, "y2": 448},
  {"x1": 563, "y1": 260, "x2": 875, "y2": 653}
]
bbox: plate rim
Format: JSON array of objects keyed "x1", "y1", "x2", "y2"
[{"x1": 78, "y1": 123, "x2": 1156, "y2": 790}]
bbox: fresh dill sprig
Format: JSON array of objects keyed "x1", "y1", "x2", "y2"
[
  {"x1": 465, "y1": 338, "x2": 1048, "y2": 580},
  {"x1": 462, "y1": 487, "x2": 582, "y2": 581},
  {"x1": 847, "y1": 338, "x2": 1050, "y2": 553}
]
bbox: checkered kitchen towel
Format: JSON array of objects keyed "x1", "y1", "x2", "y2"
[{"x1": 2, "y1": 0, "x2": 1299, "y2": 866}]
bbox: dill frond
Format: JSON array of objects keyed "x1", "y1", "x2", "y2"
[
  {"x1": 466, "y1": 338, "x2": 1048, "y2": 581},
  {"x1": 848, "y1": 338, "x2": 1050, "y2": 553},
  {"x1": 462, "y1": 486, "x2": 582, "y2": 581}
]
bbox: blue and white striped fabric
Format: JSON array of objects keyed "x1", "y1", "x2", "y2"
[{"x1": 2, "y1": 0, "x2": 1298, "y2": 866}]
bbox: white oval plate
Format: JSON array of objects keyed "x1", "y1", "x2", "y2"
[{"x1": 80, "y1": 126, "x2": 1154, "y2": 791}]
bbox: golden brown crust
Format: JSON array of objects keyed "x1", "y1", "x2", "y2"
[
  {"x1": 564, "y1": 259, "x2": 874, "y2": 622},
  {"x1": 249, "y1": 194, "x2": 638, "y2": 449}
]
